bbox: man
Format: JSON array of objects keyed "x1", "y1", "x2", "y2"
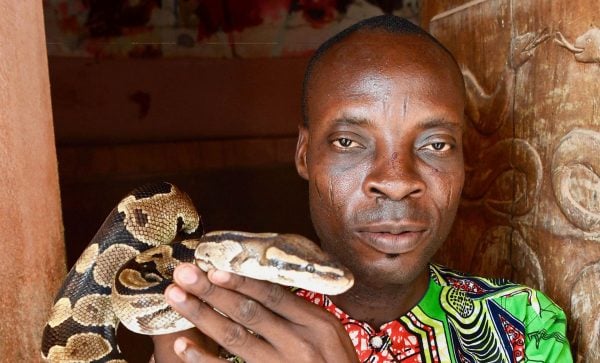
[{"x1": 152, "y1": 15, "x2": 572, "y2": 362}]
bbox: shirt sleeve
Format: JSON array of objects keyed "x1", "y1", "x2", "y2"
[{"x1": 523, "y1": 290, "x2": 573, "y2": 362}]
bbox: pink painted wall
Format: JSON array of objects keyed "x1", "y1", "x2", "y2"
[{"x1": 0, "y1": 1, "x2": 66, "y2": 361}]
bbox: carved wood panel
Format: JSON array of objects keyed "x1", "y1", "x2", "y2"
[{"x1": 425, "y1": 0, "x2": 600, "y2": 361}]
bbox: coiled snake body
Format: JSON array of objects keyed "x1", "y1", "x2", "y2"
[{"x1": 41, "y1": 182, "x2": 354, "y2": 363}]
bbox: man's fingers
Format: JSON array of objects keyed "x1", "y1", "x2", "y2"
[
  {"x1": 172, "y1": 264, "x2": 282, "y2": 328},
  {"x1": 165, "y1": 281, "x2": 277, "y2": 362},
  {"x1": 172, "y1": 263, "x2": 302, "y2": 323},
  {"x1": 170, "y1": 264, "x2": 295, "y2": 337},
  {"x1": 206, "y1": 268, "x2": 332, "y2": 325},
  {"x1": 151, "y1": 328, "x2": 219, "y2": 362},
  {"x1": 208, "y1": 269, "x2": 286, "y2": 308},
  {"x1": 173, "y1": 337, "x2": 227, "y2": 363},
  {"x1": 203, "y1": 270, "x2": 352, "y2": 355},
  {"x1": 167, "y1": 264, "x2": 357, "y2": 363}
]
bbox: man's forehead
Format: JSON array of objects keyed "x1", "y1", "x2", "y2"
[
  {"x1": 309, "y1": 35, "x2": 460, "y2": 95},
  {"x1": 317, "y1": 30, "x2": 446, "y2": 70},
  {"x1": 302, "y1": 27, "x2": 465, "y2": 128},
  {"x1": 308, "y1": 35, "x2": 460, "y2": 98}
]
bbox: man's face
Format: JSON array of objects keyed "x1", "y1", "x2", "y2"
[{"x1": 296, "y1": 30, "x2": 465, "y2": 287}]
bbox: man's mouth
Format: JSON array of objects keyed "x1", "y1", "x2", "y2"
[{"x1": 354, "y1": 222, "x2": 428, "y2": 255}]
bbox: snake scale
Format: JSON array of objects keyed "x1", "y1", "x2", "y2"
[{"x1": 41, "y1": 182, "x2": 354, "y2": 363}]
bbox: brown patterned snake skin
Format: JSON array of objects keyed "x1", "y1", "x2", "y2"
[{"x1": 41, "y1": 182, "x2": 354, "y2": 363}]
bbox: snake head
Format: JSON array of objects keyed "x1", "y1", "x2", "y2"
[
  {"x1": 263, "y1": 234, "x2": 354, "y2": 295},
  {"x1": 195, "y1": 231, "x2": 354, "y2": 295}
]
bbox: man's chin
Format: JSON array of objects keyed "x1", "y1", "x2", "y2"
[{"x1": 350, "y1": 254, "x2": 431, "y2": 288}]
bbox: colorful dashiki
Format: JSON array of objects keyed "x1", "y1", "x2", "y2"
[{"x1": 290, "y1": 264, "x2": 572, "y2": 363}]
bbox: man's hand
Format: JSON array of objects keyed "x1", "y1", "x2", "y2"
[{"x1": 156, "y1": 262, "x2": 359, "y2": 363}]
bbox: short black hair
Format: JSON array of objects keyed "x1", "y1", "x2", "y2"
[{"x1": 301, "y1": 15, "x2": 461, "y2": 125}]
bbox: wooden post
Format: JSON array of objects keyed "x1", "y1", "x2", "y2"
[{"x1": 0, "y1": 1, "x2": 66, "y2": 361}]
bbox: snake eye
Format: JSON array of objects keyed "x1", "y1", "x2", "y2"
[{"x1": 305, "y1": 264, "x2": 315, "y2": 273}]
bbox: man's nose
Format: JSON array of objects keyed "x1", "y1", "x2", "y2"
[{"x1": 363, "y1": 150, "x2": 426, "y2": 201}]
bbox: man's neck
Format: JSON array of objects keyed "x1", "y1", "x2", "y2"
[{"x1": 328, "y1": 266, "x2": 430, "y2": 328}]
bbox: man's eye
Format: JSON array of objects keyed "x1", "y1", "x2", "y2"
[
  {"x1": 332, "y1": 138, "x2": 358, "y2": 148},
  {"x1": 425, "y1": 142, "x2": 451, "y2": 152}
]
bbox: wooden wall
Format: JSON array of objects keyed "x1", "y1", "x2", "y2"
[
  {"x1": 50, "y1": 56, "x2": 316, "y2": 267},
  {"x1": 0, "y1": 1, "x2": 66, "y2": 361},
  {"x1": 424, "y1": 0, "x2": 600, "y2": 361}
]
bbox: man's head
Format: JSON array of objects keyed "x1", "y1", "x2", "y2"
[
  {"x1": 295, "y1": 15, "x2": 466, "y2": 289},
  {"x1": 301, "y1": 15, "x2": 462, "y2": 126}
]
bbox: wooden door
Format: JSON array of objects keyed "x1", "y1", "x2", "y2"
[{"x1": 423, "y1": 1, "x2": 600, "y2": 361}]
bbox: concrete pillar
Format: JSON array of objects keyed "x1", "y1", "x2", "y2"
[{"x1": 0, "y1": 1, "x2": 66, "y2": 361}]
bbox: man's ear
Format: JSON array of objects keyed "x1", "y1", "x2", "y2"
[{"x1": 295, "y1": 125, "x2": 309, "y2": 180}]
